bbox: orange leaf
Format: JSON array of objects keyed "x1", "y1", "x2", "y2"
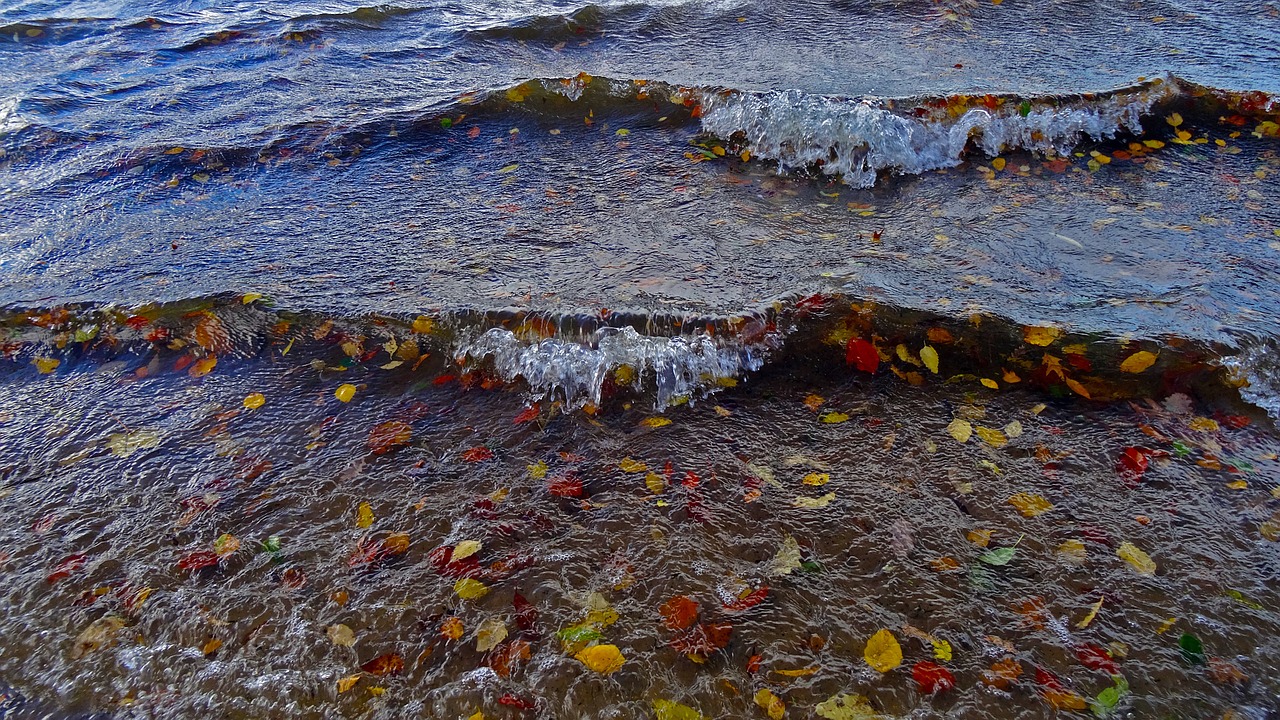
[{"x1": 361, "y1": 653, "x2": 404, "y2": 676}]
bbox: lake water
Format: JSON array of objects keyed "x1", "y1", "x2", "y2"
[{"x1": 1, "y1": 1, "x2": 1279, "y2": 718}]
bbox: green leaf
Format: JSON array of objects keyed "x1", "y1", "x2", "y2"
[
  {"x1": 1019, "y1": 100, "x2": 1031, "y2": 118},
  {"x1": 800, "y1": 560, "x2": 824, "y2": 573},
  {"x1": 555, "y1": 623, "x2": 603, "y2": 647},
  {"x1": 1224, "y1": 589, "x2": 1264, "y2": 610},
  {"x1": 1178, "y1": 632, "x2": 1205, "y2": 665},
  {"x1": 653, "y1": 699, "x2": 706, "y2": 720},
  {"x1": 979, "y1": 547, "x2": 1017, "y2": 566},
  {"x1": 260, "y1": 535, "x2": 282, "y2": 554},
  {"x1": 1171, "y1": 441, "x2": 1191, "y2": 457},
  {"x1": 1090, "y1": 676, "x2": 1129, "y2": 718},
  {"x1": 440, "y1": 117, "x2": 453, "y2": 129}
]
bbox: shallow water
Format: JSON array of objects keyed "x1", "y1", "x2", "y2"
[{"x1": 2, "y1": 0, "x2": 1280, "y2": 718}]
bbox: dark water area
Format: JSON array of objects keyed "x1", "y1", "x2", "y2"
[{"x1": 2, "y1": 0, "x2": 1280, "y2": 718}]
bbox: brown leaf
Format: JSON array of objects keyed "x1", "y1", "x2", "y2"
[{"x1": 361, "y1": 653, "x2": 404, "y2": 676}]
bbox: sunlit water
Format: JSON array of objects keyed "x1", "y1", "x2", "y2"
[{"x1": 2, "y1": 0, "x2": 1280, "y2": 718}]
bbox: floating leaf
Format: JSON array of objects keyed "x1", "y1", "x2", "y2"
[
  {"x1": 793, "y1": 492, "x2": 836, "y2": 509},
  {"x1": 1119, "y1": 351, "x2": 1157, "y2": 373},
  {"x1": 653, "y1": 699, "x2": 706, "y2": 720},
  {"x1": 975, "y1": 426, "x2": 1007, "y2": 448},
  {"x1": 931, "y1": 639, "x2": 952, "y2": 661},
  {"x1": 356, "y1": 502, "x2": 373, "y2": 529},
  {"x1": 1116, "y1": 542, "x2": 1155, "y2": 576},
  {"x1": 476, "y1": 618, "x2": 508, "y2": 652},
  {"x1": 920, "y1": 345, "x2": 939, "y2": 374},
  {"x1": 368, "y1": 421, "x2": 412, "y2": 454},
  {"x1": 462, "y1": 446, "x2": 494, "y2": 462},
  {"x1": 802, "y1": 472, "x2": 830, "y2": 486},
  {"x1": 863, "y1": 629, "x2": 902, "y2": 672},
  {"x1": 453, "y1": 540, "x2": 481, "y2": 561},
  {"x1": 33, "y1": 357, "x2": 61, "y2": 374},
  {"x1": 556, "y1": 623, "x2": 603, "y2": 653},
  {"x1": 189, "y1": 356, "x2": 217, "y2": 378},
  {"x1": 335, "y1": 384, "x2": 356, "y2": 402},
  {"x1": 753, "y1": 689, "x2": 785, "y2": 720},
  {"x1": 819, "y1": 411, "x2": 849, "y2": 424},
  {"x1": 815, "y1": 694, "x2": 880, "y2": 720},
  {"x1": 1009, "y1": 492, "x2": 1053, "y2": 517},
  {"x1": 575, "y1": 644, "x2": 625, "y2": 674},
  {"x1": 498, "y1": 163, "x2": 519, "y2": 174},
  {"x1": 243, "y1": 393, "x2": 265, "y2": 409},
  {"x1": 528, "y1": 460, "x2": 548, "y2": 479},
  {"x1": 454, "y1": 578, "x2": 490, "y2": 600},
  {"x1": 946, "y1": 419, "x2": 972, "y2": 443},
  {"x1": 361, "y1": 653, "x2": 404, "y2": 676},
  {"x1": 327, "y1": 623, "x2": 356, "y2": 647}
]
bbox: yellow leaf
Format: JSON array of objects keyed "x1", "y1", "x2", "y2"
[
  {"x1": 335, "y1": 383, "x2": 357, "y2": 402},
  {"x1": 803, "y1": 394, "x2": 825, "y2": 411},
  {"x1": 947, "y1": 419, "x2": 973, "y2": 443},
  {"x1": 33, "y1": 357, "x2": 61, "y2": 374},
  {"x1": 575, "y1": 644, "x2": 625, "y2": 674},
  {"x1": 1167, "y1": 112, "x2": 1183, "y2": 127},
  {"x1": 815, "y1": 694, "x2": 880, "y2": 720},
  {"x1": 243, "y1": 393, "x2": 265, "y2": 410},
  {"x1": 1064, "y1": 376, "x2": 1091, "y2": 399},
  {"x1": 980, "y1": 378, "x2": 999, "y2": 389},
  {"x1": 615, "y1": 365, "x2": 636, "y2": 385},
  {"x1": 498, "y1": 164, "x2": 519, "y2": 174},
  {"x1": 241, "y1": 292, "x2": 263, "y2": 304},
  {"x1": 931, "y1": 639, "x2": 952, "y2": 661},
  {"x1": 793, "y1": 492, "x2": 836, "y2": 509},
  {"x1": 819, "y1": 411, "x2": 849, "y2": 424},
  {"x1": 1003, "y1": 420, "x2": 1023, "y2": 438},
  {"x1": 774, "y1": 666, "x2": 819, "y2": 677},
  {"x1": 991, "y1": 157, "x2": 1006, "y2": 171},
  {"x1": 1120, "y1": 350, "x2": 1157, "y2": 373},
  {"x1": 967, "y1": 529, "x2": 992, "y2": 547},
  {"x1": 1156, "y1": 617, "x2": 1178, "y2": 635},
  {"x1": 1144, "y1": 139, "x2": 1166, "y2": 149},
  {"x1": 645, "y1": 472, "x2": 665, "y2": 494},
  {"x1": 653, "y1": 700, "x2": 706, "y2": 720},
  {"x1": 864, "y1": 629, "x2": 902, "y2": 672},
  {"x1": 641, "y1": 417, "x2": 672, "y2": 428},
  {"x1": 802, "y1": 472, "x2": 830, "y2": 486},
  {"x1": 1002, "y1": 369, "x2": 1021, "y2": 383},
  {"x1": 369, "y1": 687, "x2": 385, "y2": 696},
  {"x1": 337, "y1": 675, "x2": 360, "y2": 693},
  {"x1": 453, "y1": 539, "x2": 481, "y2": 561},
  {"x1": 753, "y1": 689, "x2": 785, "y2": 720},
  {"x1": 619, "y1": 458, "x2": 647, "y2": 473},
  {"x1": 1009, "y1": 492, "x2": 1053, "y2": 517},
  {"x1": 920, "y1": 345, "x2": 939, "y2": 374},
  {"x1": 202, "y1": 638, "x2": 222, "y2": 655},
  {"x1": 975, "y1": 426, "x2": 1007, "y2": 448},
  {"x1": 1226, "y1": 479, "x2": 1247, "y2": 490},
  {"x1": 356, "y1": 502, "x2": 373, "y2": 528},
  {"x1": 1188, "y1": 417, "x2": 1219, "y2": 432},
  {"x1": 714, "y1": 405, "x2": 732, "y2": 417},
  {"x1": 190, "y1": 356, "x2": 217, "y2": 378},
  {"x1": 467, "y1": 712, "x2": 484, "y2": 720},
  {"x1": 454, "y1": 578, "x2": 489, "y2": 600},
  {"x1": 412, "y1": 315, "x2": 435, "y2": 334},
  {"x1": 1057, "y1": 539, "x2": 1087, "y2": 564},
  {"x1": 326, "y1": 623, "x2": 355, "y2": 647},
  {"x1": 1023, "y1": 326, "x2": 1062, "y2": 346},
  {"x1": 1076, "y1": 597, "x2": 1103, "y2": 629},
  {"x1": 528, "y1": 460, "x2": 548, "y2": 479},
  {"x1": 1117, "y1": 541, "x2": 1156, "y2": 575},
  {"x1": 476, "y1": 618, "x2": 507, "y2": 652}
]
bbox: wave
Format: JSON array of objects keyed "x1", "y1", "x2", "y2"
[{"x1": 0, "y1": 293, "x2": 1269, "y2": 419}]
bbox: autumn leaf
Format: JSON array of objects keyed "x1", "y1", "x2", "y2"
[
  {"x1": 1009, "y1": 492, "x2": 1053, "y2": 517},
  {"x1": 819, "y1": 411, "x2": 849, "y2": 424},
  {"x1": 513, "y1": 404, "x2": 540, "y2": 424},
  {"x1": 802, "y1": 472, "x2": 829, "y2": 486},
  {"x1": 356, "y1": 502, "x2": 373, "y2": 529},
  {"x1": 653, "y1": 699, "x2": 706, "y2": 720},
  {"x1": 368, "y1": 421, "x2": 412, "y2": 454},
  {"x1": 1023, "y1": 326, "x2": 1062, "y2": 346},
  {"x1": 454, "y1": 578, "x2": 490, "y2": 600},
  {"x1": 912, "y1": 661, "x2": 956, "y2": 694},
  {"x1": 864, "y1": 629, "x2": 902, "y2": 672},
  {"x1": 946, "y1": 419, "x2": 972, "y2": 443},
  {"x1": 440, "y1": 616, "x2": 464, "y2": 641},
  {"x1": 33, "y1": 357, "x2": 60, "y2": 374},
  {"x1": 462, "y1": 446, "x2": 493, "y2": 462},
  {"x1": 213, "y1": 533, "x2": 240, "y2": 557},
  {"x1": 803, "y1": 394, "x2": 825, "y2": 411},
  {"x1": 815, "y1": 694, "x2": 879, "y2": 720},
  {"x1": 107, "y1": 429, "x2": 160, "y2": 458},
  {"x1": 768, "y1": 535, "x2": 802, "y2": 576},
  {"x1": 619, "y1": 457, "x2": 647, "y2": 473},
  {"x1": 793, "y1": 492, "x2": 835, "y2": 508},
  {"x1": 974, "y1": 426, "x2": 1007, "y2": 448},
  {"x1": 71, "y1": 616, "x2": 127, "y2": 659},
  {"x1": 476, "y1": 618, "x2": 508, "y2": 652},
  {"x1": 660, "y1": 596, "x2": 699, "y2": 631},
  {"x1": 1119, "y1": 350, "x2": 1157, "y2": 373},
  {"x1": 335, "y1": 383, "x2": 356, "y2": 402},
  {"x1": 846, "y1": 338, "x2": 879, "y2": 373},
  {"x1": 1116, "y1": 541, "x2": 1156, "y2": 575},
  {"x1": 920, "y1": 345, "x2": 939, "y2": 374},
  {"x1": 327, "y1": 623, "x2": 356, "y2": 647},
  {"x1": 337, "y1": 675, "x2": 360, "y2": 693},
  {"x1": 361, "y1": 653, "x2": 404, "y2": 676},
  {"x1": 575, "y1": 644, "x2": 625, "y2": 674},
  {"x1": 453, "y1": 540, "x2": 481, "y2": 561},
  {"x1": 753, "y1": 689, "x2": 785, "y2": 720},
  {"x1": 981, "y1": 658, "x2": 1022, "y2": 689},
  {"x1": 641, "y1": 417, "x2": 672, "y2": 428},
  {"x1": 189, "y1": 356, "x2": 217, "y2": 377},
  {"x1": 243, "y1": 393, "x2": 265, "y2": 410}
]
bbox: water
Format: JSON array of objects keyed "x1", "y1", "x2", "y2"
[{"x1": 2, "y1": 1, "x2": 1280, "y2": 718}]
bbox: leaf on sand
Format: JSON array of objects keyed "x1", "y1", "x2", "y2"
[
  {"x1": 653, "y1": 699, "x2": 706, "y2": 720},
  {"x1": 753, "y1": 689, "x2": 785, "y2": 720},
  {"x1": 974, "y1": 426, "x2": 1007, "y2": 448},
  {"x1": 863, "y1": 628, "x2": 902, "y2": 672},
  {"x1": 356, "y1": 502, "x2": 374, "y2": 529},
  {"x1": 793, "y1": 493, "x2": 835, "y2": 508},
  {"x1": 327, "y1": 623, "x2": 356, "y2": 647},
  {"x1": 454, "y1": 578, "x2": 490, "y2": 600},
  {"x1": 1009, "y1": 492, "x2": 1053, "y2": 517},
  {"x1": 1116, "y1": 541, "x2": 1156, "y2": 575},
  {"x1": 815, "y1": 694, "x2": 881, "y2": 720},
  {"x1": 768, "y1": 535, "x2": 803, "y2": 576},
  {"x1": 1119, "y1": 350, "x2": 1157, "y2": 373},
  {"x1": 919, "y1": 345, "x2": 939, "y2": 374},
  {"x1": 946, "y1": 419, "x2": 972, "y2": 443},
  {"x1": 476, "y1": 618, "x2": 507, "y2": 652},
  {"x1": 453, "y1": 540, "x2": 481, "y2": 561},
  {"x1": 575, "y1": 644, "x2": 625, "y2": 674}
]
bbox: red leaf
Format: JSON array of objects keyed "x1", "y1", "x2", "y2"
[
  {"x1": 498, "y1": 694, "x2": 536, "y2": 710},
  {"x1": 912, "y1": 661, "x2": 956, "y2": 694},
  {"x1": 547, "y1": 473, "x2": 582, "y2": 498},
  {"x1": 660, "y1": 595, "x2": 700, "y2": 631},
  {"x1": 1116, "y1": 447, "x2": 1149, "y2": 487},
  {"x1": 723, "y1": 586, "x2": 769, "y2": 613},
  {"x1": 368, "y1": 421, "x2": 413, "y2": 455},
  {"x1": 426, "y1": 546, "x2": 481, "y2": 577},
  {"x1": 681, "y1": 471, "x2": 700, "y2": 489},
  {"x1": 845, "y1": 338, "x2": 879, "y2": 374},
  {"x1": 513, "y1": 592, "x2": 540, "y2": 636},
  {"x1": 1034, "y1": 666, "x2": 1066, "y2": 692},
  {"x1": 1074, "y1": 643, "x2": 1120, "y2": 675},
  {"x1": 461, "y1": 446, "x2": 493, "y2": 462},
  {"x1": 177, "y1": 550, "x2": 219, "y2": 572},
  {"x1": 47, "y1": 553, "x2": 87, "y2": 584},
  {"x1": 669, "y1": 622, "x2": 732, "y2": 655},
  {"x1": 361, "y1": 653, "x2": 404, "y2": 676},
  {"x1": 513, "y1": 404, "x2": 540, "y2": 424},
  {"x1": 746, "y1": 653, "x2": 763, "y2": 673}
]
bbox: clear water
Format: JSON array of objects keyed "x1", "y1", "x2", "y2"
[{"x1": 2, "y1": 1, "x2": 1280, "y2": 718}]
